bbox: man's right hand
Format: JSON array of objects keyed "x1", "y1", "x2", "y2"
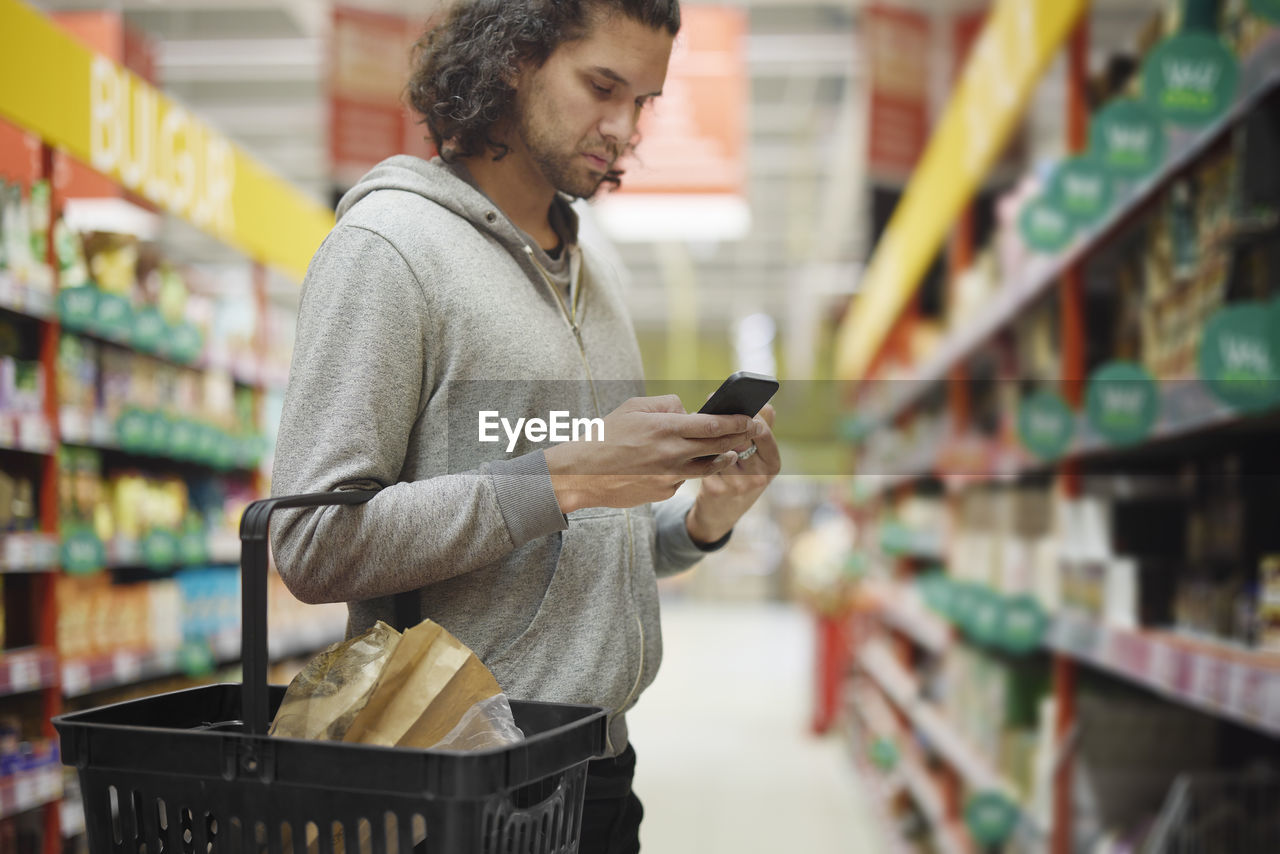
[{"x1": 544, "y1": 395, "x2": 758, "y2": 513}]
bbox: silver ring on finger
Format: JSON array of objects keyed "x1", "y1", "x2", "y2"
[{"x1": 737, "y1": 441, "x2": 758, "y2": 462}]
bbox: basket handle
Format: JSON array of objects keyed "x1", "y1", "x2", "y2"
[{"x1": 239, "y1": 489, "x2": 378, "y2": 735}]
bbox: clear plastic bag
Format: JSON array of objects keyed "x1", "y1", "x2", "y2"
[{"x1": 432, "y1": 694, "x2": 525, "y2": 751}]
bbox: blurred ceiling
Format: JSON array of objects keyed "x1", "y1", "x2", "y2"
[{"x1": 28, "y1": 0, "x2": 1163, "y2": 338}]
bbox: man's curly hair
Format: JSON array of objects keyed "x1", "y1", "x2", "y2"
[{"x1": 406, "y1": 0, "x2": 680, "y2": 186}]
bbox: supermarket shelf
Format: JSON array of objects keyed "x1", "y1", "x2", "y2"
[
  {"x1": 1046, "y1": 611, "x2": 1280, "y2": 737},
  {"x1": 0, "y1": 648, "x2": 58, "y2": 698},
  {"x1": 860, "y1": 642, "x2": 1039, "y2": 832},
  {"x1": 842, "y1": 718, "x2": 911, "y2": 854},
  {"x1": 866, "y1": 383, "x2": 1275, "y2": 501},
  {"x1": 847, "y1": 682, "x2": 970, "y2": 854},
  {"x1": 60, "y1": 623, "x2": 345, "y2": 698},
  {"x1": 61, "y1": 649, "x2": 180, "y2": 698},
  {"x1": 870, "y1": 581, "x2": 953, "y2": 655},
  {"x1": 104, "y1": 533, "x2": 240, "y2": 569},
  {"x1": 267, "y1": 622, "x2": 346, "y2": 662},
  {"x1": 0, "y1": 762, "x2": 62, "y2": 821},
  {"x1": 59, "y1": 409, "x2": 264, "y2": 473},
  {"x1": 863, "y1": 70, "x2": 1280, "y2": 431},
  {"x1": 0, "y1": 412, "x2": 55, "y2": 456},
  {"x1": 0, "y1": 271, "x2": 56, "y2": 322},
  {"x1": 1, "y1": 533, "x2": 59, "y2": 573}
]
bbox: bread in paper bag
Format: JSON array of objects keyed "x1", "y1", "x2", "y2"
[
  {"x1": 341, "y1": 618, "x2": 503, "y2": 749},
  {"x1": 269, "y1": 620, "x2": 401, "y2": 741}
]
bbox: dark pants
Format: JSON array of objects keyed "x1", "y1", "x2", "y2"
[{"x1": 577, "y1": 743, "x2": 643, "y2": 854}]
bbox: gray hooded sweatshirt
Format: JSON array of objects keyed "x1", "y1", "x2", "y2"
[{"x1": 270, "y1": 155, "x2": 721, "y2": 754}]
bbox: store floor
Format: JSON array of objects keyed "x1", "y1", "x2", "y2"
[{"x1": 627, "y1": 597, "x2": 888, "y2": 853}]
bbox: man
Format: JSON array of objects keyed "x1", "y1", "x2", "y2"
[{"x1": 271, "y1": 0, "x2": 780, "y2": 850}]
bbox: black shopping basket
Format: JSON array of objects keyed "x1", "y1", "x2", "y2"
[{"x1": 53, "y1": 490, "x2": 608, "y2": 854}]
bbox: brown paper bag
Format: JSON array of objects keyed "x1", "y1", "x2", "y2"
[
  {"x1": 269, "y1": 621, "x2": 402, "y2": 741},
  {"x1": 341, "y1": 619, "x2": 502, "y2": 749}
]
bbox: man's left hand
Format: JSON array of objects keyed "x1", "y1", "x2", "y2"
[{"x1": 685, "y1": 404, "x2": 781, "y2": 545}]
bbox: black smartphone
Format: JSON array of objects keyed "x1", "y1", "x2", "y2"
[{"x1": 698, "y1": 371, "x2": 779, "y2": 417}]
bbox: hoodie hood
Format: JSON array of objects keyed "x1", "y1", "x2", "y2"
[{"x1": 336, "y1": 155, "x2": 580, "y2": 263}]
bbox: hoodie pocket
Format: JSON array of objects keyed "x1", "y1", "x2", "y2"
[{"x1": 485, "y1": 511, "x2": 644, "y2": 713}]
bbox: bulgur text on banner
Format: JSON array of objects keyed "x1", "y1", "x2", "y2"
[{"x1": 0, "y1": 0, "x2": 333, "y2": 282}]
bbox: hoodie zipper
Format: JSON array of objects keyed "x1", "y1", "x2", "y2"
[
  {"x1": 523, "y1": 245, "x2": 604, "y2": 418},
  {"x1": 523, "y1": 243, "x2": 644, "y2": 753}
]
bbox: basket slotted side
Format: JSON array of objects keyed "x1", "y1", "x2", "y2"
[
  {"x1": 58, "y1": 685, "x2": 601, "y2": 854},
  {"x1": 54, "y1": 490, "x2": 606, "y2": 854}
]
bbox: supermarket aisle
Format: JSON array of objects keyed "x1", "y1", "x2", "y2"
[{"x1": 628, "y1": 598, "x2": 886, "y2": 854}]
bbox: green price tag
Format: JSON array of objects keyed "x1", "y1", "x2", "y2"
[
  {"x1": 167, "y1": 418, "x2": 199, "y2": 460},
  {"x1": 142, "y1": 529, "x2": 180, "y2": 569},
  {"x1": 1019, "y1": 196, "x2": 1075, "y2": 253},
  {"x1": 60, "y1": 526, "x2": 106, "y2": 575},
  {"x1": 236, "y1": 435, "x2": 264, "y2": 469},
  {"x1": 1018, "y1": 391, "x2": 1075, "y2": 460},
  {"x1": 950, "y1": 583, "x2": 979, "y2": 631},
  {"x1": 930, "y1": 577, "x2": 955, "y2": 619},
  {"x1": 1086, "y1": 361, "x2": 1160, "y2": 445},
  {"x1": 968, "y1": 588, "x2": 1003, "y2": 646},
  {"x1": 997, "y1": 594, "x2": 1049, "y2": 654},
  {"x1": 1198, "y1": 302, "x2": 1280, "y2": 412},
  {"x1": 1090, "y1": 99, "x2": 1167, "y2": 179},
  {"x1": 1250, "y1": 0, "x2": 1280, "y2": 23},
  {"x1": 92, "y1": 292, "x2": 134, "y2": 341},
  {"x1": 179, "y1": 641, "x2": 215, "y2": 678},
  {"x1": 131, "y1": 307, "x2": 166, "y2": 354},
  {"x1": 1141, "y1": 33, "x2": 1239, "y2": 127},
  {"x1": 116, "y1": 408, "x2": 152, "y2": 453},
  {"x1": 839, "y1": 413, "x2": 873, "y2": 443},
  {"x1": 843, "y1": 552, "x2": 868, "y2": 580},
  {"x1": 57, "y1": 286, "x2": 98, "y2": 332},
  {"x1": 869, "y1": 737, "x2": 899, "y2": 772},
  {"x1": 212, "y1": 432, "x2": 238, "y2": 471},
  {"x1": 145, "y1": 411, "x2": 171, "y2": 454},
  {"x1": 192, "y1": 423, "x2": 219, "y2": 465},
  {"x1": 879, "y1": 521, "x2": 907, "y2": 556},
  {"x1": 966, "y1": 791, "x2": 1020, "y2": 845},
  {"x1": 167, "y1": 321, "x2": 204, "y2": 365},
  {"x1": 179, "y1": 528, "x2": 208, "y2": 565},
  {"x1": 1050, "y1": 155, "x2": 1114, "y2": 226}
]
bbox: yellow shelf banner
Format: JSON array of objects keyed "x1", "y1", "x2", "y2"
[
  {"x1": 0, "y1": 0, "x2": 333, "y2": 282},
  {"x1": 835, "y1": 0, "x2": 1087, "y2": 381}
]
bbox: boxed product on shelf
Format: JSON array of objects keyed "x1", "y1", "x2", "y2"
[
  {"x1": 0, "y1": 471, "x2": 37, "y2": 534},
  {"x1": 0, "y1": 178, "x2": 52, "y2": 291},
  {"x1": 1261, "y1": 555, "x2": 1280, "y2": 653}
]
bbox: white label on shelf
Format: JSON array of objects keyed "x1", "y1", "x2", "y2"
[
  {"x1": 62, "y1": 662, "x2": 89, "y2": 696},
  {"x1": 4, "y1": 536, "x2": 29, "y2": 569},
  {"x1": 1148, "y1": 642, "x2": 1177, "y2": 693},
  {"x1": 1262, "y1": 672, "x2": 1280, "y2": 732},
  {"x1": 7, "y1": 655, "x2": 40, "y2": 692},
  {"x1": 13, "y1": 773, "x2": 36, "y2": 811},
  {"x1": 91, "y1": 413, "x2": 114, "y2": 445},
  {"x1": 59, "y1": 408, "x2": 88, "y2": 444},
  {"x1": 16, "y1": 414, "x2": 50, "y2": 451},
  {"x1": 112, "y1": 652, "x2": 142, "y2": 685},
  {"x1": 1232, "y1": 663, "x2": 1262, "y2": 723}
]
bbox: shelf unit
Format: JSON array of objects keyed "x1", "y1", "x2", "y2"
[
  {"x1": 838, "y1": 7, "x2": 1280, "y2": 854},
  {"x1": 0, "y1": 6, "x2": 337, "y2": 850}
]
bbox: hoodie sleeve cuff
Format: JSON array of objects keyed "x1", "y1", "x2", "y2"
[
  {"x1": 486, "y1": 451, "x2": 569, "y2": 547},
  {"x1": 652, "y1": 493, "x2": 732, "y2": 577}
]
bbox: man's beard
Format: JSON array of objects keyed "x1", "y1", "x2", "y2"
[{"x1": 515, "y1": 94, "x2": 612, "y2": 199}]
